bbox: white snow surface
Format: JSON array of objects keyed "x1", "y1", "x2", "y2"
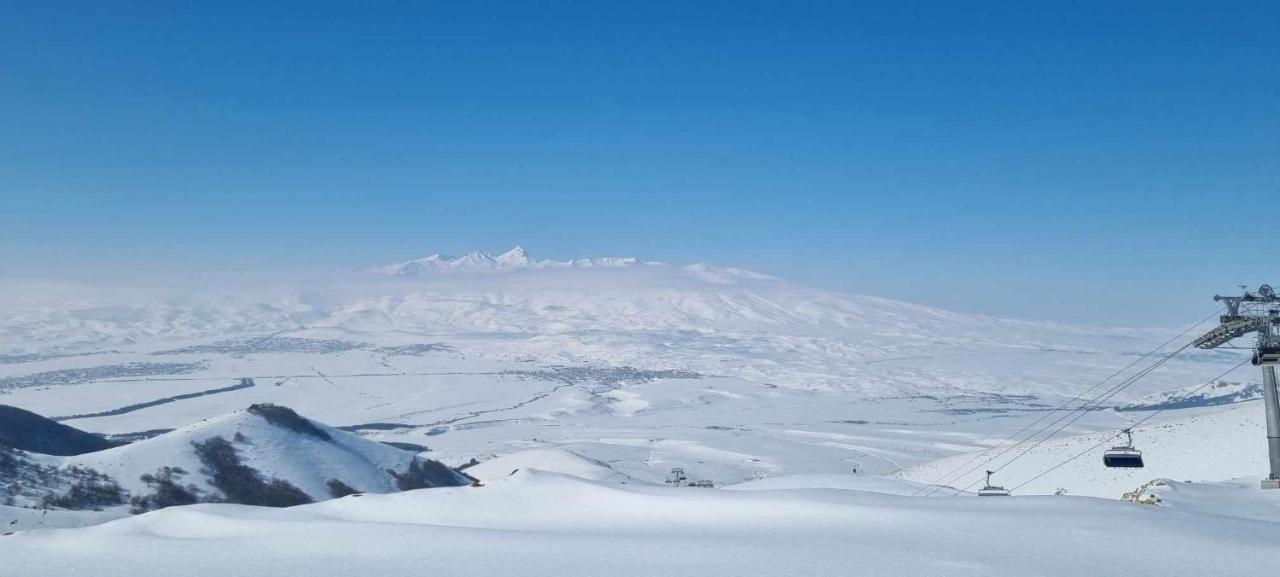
[
  {"x1": 0, "y1": 253, "x2": 1258, "y2": 493},
  {"x1": 727, "y1": 472, "x2": 961, "y2": 496},
  {"x1": 4, "y1": 469, "x2": 1279, "y2": 577},
  {"x1": 0, "y1": 249, "x2": 1242, "y2": 400},
  {"x1": 1137, "y1": 477, "x2": 1280, "y2": 523},
  {"x1": 55, "y1": 408, "x2": 421, "y2": 501},
  {"x1": 2, "y1": 250, "x2": 1274, "y2": 575},
  {"x1": 896, "y1": 400, "x2": 1272, "y2": 498},
  {"x1": 464, "y1": 447, "x2": 630, "y2": 483},
  {"x1": 0, "y1": 506, "x2": 120, "y2": 532}
]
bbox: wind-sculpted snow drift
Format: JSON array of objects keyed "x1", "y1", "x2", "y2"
[{"x1": 3, "y1": 467, "x2": 1279, "y2": 577}]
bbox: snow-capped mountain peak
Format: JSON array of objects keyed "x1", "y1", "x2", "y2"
[
  {"x1": 452, "y1": 250, "x2": 500, "y2": 269},
  {"x1": 378, "y1": 247, "x2": 656, "y2": 275},
  {"x1": 494, "y1": 246, "x2": 531, "y2": 267}
]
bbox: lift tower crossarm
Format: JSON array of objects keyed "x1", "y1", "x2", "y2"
[
  {"x1": 1196, "y1": 285, "x2": 1280, "y2": 489},
  {"x1": 1193, "y1": 317, "x2": 1271, "y2": 349}
]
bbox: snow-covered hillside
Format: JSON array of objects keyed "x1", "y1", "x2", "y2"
[
  {"x1": 56, "y1": 405, "x2": 466, "y2": 502},
  {"x1": 1, "y1": 404, "x2": 468, "y2": 526},
  {"x1": 896, "y1": 400, "x2": 1272, "y2": 498},
  {"x1": 464, "y1": 447, "x2": 633, "y2": 483},
  {"x1": 4, "y1": 468, "x2": 1279, "y2": 577}
]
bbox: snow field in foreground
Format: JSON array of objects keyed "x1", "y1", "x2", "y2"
[{"x1": 3, "y1": 468, "x2": 1279, "y2": 577}]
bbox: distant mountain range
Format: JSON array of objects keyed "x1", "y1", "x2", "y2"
[
  {"x1": 375, "y1": 246, "x2": 651, "y2": 275},
  {"x1": 0, "y1": 248, "x2": 1231, "y2": 398},
  {"x1": 3, "y1": 247, "x2": 1015, "y2": 352}
]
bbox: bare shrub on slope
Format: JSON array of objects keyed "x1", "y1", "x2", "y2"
[
  {"x1": 389, "y1": 457, "x2": 468, "y2": 491},
  {"x1": 245, "y1": 403, "x2": 332, "y2": 441},
  {"x1": 39, "y1": 466, "x2": 125, "y2": 510},
  {"x1": 326, "y1": 478, "x2": 361, "y2": 498},
  {"x1": 129, "y1": 466, "x2": 203, "y2": 514},
  {"x1": 192, "y1": 436, "x2": 312, "y2": 507}
]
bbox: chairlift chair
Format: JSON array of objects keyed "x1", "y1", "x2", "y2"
[
  {"x1": 977, "y1": 470, "x2": 1010, "y2": 497},
  {"x1": 1103, "y1": 429, "x2": 1144, "y2": 468}
]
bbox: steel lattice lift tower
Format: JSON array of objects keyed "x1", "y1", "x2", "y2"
[{"x1": 1193, "y1": 284, "x2": 1280, "y2": 489}]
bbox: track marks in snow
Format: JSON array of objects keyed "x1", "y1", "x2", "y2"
[{"x1": 426, "y1": 381, "x2": 581, "y2": 427}]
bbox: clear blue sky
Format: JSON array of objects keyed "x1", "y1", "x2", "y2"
[{"x1": 2, "y1": 1, "x2": 1276, "y2": 325}]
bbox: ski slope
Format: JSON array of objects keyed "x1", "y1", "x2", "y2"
[
  {"x1": 3, "y1": 467, "x2": 1279, "y2": 577},
  {"x1": 897, "y1": 400, "x2": 1271, "y2": 498}
]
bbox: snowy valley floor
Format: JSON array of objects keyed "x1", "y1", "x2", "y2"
[
  {"x1": 1, "y1": 339, "x2": 1273, "y2": 575},
  {"x1": 2, "y1": 261, "x2": 1276, "y2": 574}
]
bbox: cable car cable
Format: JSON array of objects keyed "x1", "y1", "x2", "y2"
[
  {"x1": 950, "y1": 341, "x2": 1194, "y2": 495},
  {"x1": 1009, "y1": 358, "x2": 1251, "y2": 492},
  {"x1": 916, "y1": 310, "x2": 1219, "y2": 495},
  {"x1": 948, "y1": 333, "x2": 1211, "y2": 495},
  {"x1": 916, "y1": 308, "x2": 1222, "y2": 496}
]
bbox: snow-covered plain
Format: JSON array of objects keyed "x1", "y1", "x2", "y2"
[{"x1": 0, "y1": 249, "x2": 1274, "y2": 575}]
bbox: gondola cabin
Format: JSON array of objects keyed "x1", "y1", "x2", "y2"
[
  {"x1": 1103, "y1": 447, "x2": 1144, "y2": 468},
  {"x1": 1103, "y1": 429, "x2": 1144, "y2": 468},
  {"x1": 977, "y1": 470, "x2": 1010, "y2": 496}
]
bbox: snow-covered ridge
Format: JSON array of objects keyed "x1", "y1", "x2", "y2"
[
  {"x1": 1117, "y1": 379, "x2": 1261, "y2": 411},
  {"x1": 58, "y1": 405, "x2": 468, "y2": 501},
  {"x1": 377, "y1": 246, "x2": 657, "y2": 275},
  {"x1": 6, "y1": 468, "x2": 1280, "y2": 577},
  {"x1": 0, "y1": 404, "x2": 470, "y2": 516}
]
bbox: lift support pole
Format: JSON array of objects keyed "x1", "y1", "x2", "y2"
[
  {"x1": 1195, "y1": 285, "x2": 1280, "y2": 490},
  {"x1": 1263, "y1": 365, "x2": 1280, "y2": 490}
]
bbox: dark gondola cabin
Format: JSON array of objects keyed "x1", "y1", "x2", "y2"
[
  {"x1": 1103, "y1": 429, "x2": 1144, "y2": 468},
  {"x1": 977, "y1": 470, "x2": 1011, "y2": 496}
]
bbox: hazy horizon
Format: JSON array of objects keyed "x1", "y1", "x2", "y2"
[{"x1": 3, "y1": 2, "x2": 1277, "y2": 325}]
